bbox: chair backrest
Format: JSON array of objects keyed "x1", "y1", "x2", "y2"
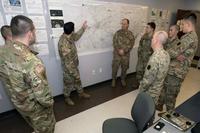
[{"x1": 131, "y1": 92, "x2": 155, "y2": 133}]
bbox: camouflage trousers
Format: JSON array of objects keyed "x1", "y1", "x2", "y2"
[
  {"x1": 136, "y1": 56, "x2": 149, "y2": 81},
  {"x1": 157, "y1": 74, "x2": 184, "y2": 111},
  {"x1": 19, "y1": 105, "x2": 56, "y2": 133},
  {"x1": 63, "y1": 66, "x2": 83, "y2": 97},
  {"x1": 112, "y1": 54, "x2": 129, "y2": 80},
  {"x1": 143, "y1": 87, "x2": 163, "y2": 105}
]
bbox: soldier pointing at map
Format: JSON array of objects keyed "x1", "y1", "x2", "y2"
[{"x1": 58, "y1": 21, "x2": 91, "y2": 106}]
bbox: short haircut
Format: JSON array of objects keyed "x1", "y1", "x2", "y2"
[
  {"x1": 1, "y1": 25, "x2": 12, "y2": 40},
  {"x1": 183, "y1": 13, "x2": 197, "y2": 25},
  {"x1": 170, "y1": 25, "x2": 180, "y2": 31},
  {"x1": 63, "y1": 22, "x2": 74, "y2": 35},
  {"x1": 155, "y1": 31, "x2": 168, "y2": 45},
  {"x1": 147, "y1": 22, "x2": 156, "y2": 31},
  {"x1": 122, "y1": 18, "x2": 129, "y2": 24},
  {"x1": 10, "y1": 15, "x2": 34, "y2": 37}
]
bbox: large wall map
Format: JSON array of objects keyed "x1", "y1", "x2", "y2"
[{"x1": 49, "y1": 0, "x2": 149, "y2": 55}]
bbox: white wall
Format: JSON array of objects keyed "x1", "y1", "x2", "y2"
[{"x1": 182, "y1": 0, "x2": 200, "y2": 11}]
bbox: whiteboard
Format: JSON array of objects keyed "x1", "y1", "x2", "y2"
[
  {"x1": 0, "y1": 12, "x2": 5, "y2": 46},
  {"x1": 48, "y1": 0, "x2": 149, "y2": 55}
]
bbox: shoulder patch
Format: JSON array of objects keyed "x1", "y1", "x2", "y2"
[
  {"x1": 34, "y1": 64, "x2": 46, "y2": 79},
  {"x1": 147, "y1": 65, "x2": 151, "y2": 70}
]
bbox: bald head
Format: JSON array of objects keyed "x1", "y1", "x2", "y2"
[
  {"x1": 152, "y1": 31, "x2": 168, "y2": 50},
  {"x1": 154, "y1": 31, "x2": 168, "y2": 44}
]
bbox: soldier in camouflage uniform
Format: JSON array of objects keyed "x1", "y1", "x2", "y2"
[
  {"x1": 139, "y1": 31, "x2": 170, "y2": 104},
  {"x1": 112, "y1": 18, "x2": 135, "y2": 87},
  {"x1": 157, "y1": 14, "x2": 198, "y2": 113},
  {"x1": 164, "y1": 25, "x2": 180, "y2": 50},
  {"x1": 0, "y1": 15, "x2": 55, "y2": 133},
  {"x1": 135, "y1": 22, "x2": 156, "y2": 88},
  {"x1": 0, "y1": 25, "x2": 12, "y2": 44},
  {"x1": 58, "y1": 21, "x2": 90, "y2": 106}
]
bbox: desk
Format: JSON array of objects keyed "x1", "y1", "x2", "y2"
[
  {"x1": 176, "y1": 91, "x2": 200, "y2": 122},
  {"x1": 143, "y1": 119, "x2": 192, "y2": 133},
  {"x1": 144, "y1": 91, "x2": 200, "y2": 133}
]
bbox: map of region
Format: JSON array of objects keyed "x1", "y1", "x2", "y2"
[{"x1": 50, "y1": 0, "x2": 149, "y2": 54}]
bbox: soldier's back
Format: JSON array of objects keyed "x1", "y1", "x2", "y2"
[
  {"x1": 0, "y1": 42, "x2": 43, "y2": 112},
  {"x1": 0, "y1": 43, "x2": 24, "y2": 96}
]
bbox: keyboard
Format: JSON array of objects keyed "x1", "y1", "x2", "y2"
[{"x1": 161, "y1": 111, "x2": 195, "y2": 131}]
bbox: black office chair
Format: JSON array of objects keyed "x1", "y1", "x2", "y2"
[{"x1": 102, "y1": 92, "x2": 155, "y2": 133}]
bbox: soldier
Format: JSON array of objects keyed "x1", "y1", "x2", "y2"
[
  {"x1": 111, "y1": 18, "x2": 135, "y2": 87},
  {"x1": 58, "y1": 21, "x2": 90, "y2": 106},
  {"x1": 0, "y1": 25, "x2": 12, "y2": 44},
  {"x1": 135, "y1": 22, "x2": 156, "y2": 88},
  {"x1": 164, "y1": 25, "x2": 180, "y2": 50},
  {"x1": 0, "y1": 15, "x2": 56, "y2": 133},
  {"x1": 139, "y1": 31, "x2": 170, "y2": 104},
  {"x1": 157, "y1": 13, "x2": 198, "y2": 113},
  {"x1": 177, "y1": 19, "x2": 185, "y2": 39}
]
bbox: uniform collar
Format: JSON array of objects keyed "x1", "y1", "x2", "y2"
[
  {"x1": 120, "y1": 29, "x2": 129, "y2": 33},
  {"x1": 62, "y1": 33, "x2": 73, "y2": 42},
  {"x1": 182, "y1": 31, "x2": 195, "y2": 38},
  {"x1": 13, "y1": 41, "x2": 31, "y2": 53},
  {"x1": 154, "y1": 47, "x2": 164, "y2": 52},
  {"x1": 169, "y1": 36, "x2": 178, "y2": 42},
  {"x1": 143, "y1": 33, "x2": 153, "y2": 39}
]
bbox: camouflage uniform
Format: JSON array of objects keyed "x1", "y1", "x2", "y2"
[
  {"x1": 164, "y1": 37, "x2": 180, "y2": 50},
  {"x1": 139, "y1": 48, "x2": 170, "y2": 104},
  {"x1": 58, "y1": 28, "x2": 85, "y2": 97},
  {"x1": 136, "y1": 33, "x2": 153, "y2": 81},
  {"x1": 0, "y1": 41, "x2": 56, "y2": 133},
  {"x1": 158, "y1": 31, "x2": 198, "y2": 111},
  {"x1": 112, "y1": 29, "x2": 135, "y2": 80}
]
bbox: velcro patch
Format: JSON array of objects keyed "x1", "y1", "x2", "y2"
[
  {"x1": 147, "y1": 65, "x2": 151, "y2": 70},
  {"x1": 177, "y1": 42, "x2": 181, "y2": 46},
  {"x1": 34, "y1": 64, "x2": 46, "y2": 79}
]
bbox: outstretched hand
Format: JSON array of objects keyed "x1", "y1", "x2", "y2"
[{"x1": 82, "y1": 21, "x2": 88, "y2": 30}]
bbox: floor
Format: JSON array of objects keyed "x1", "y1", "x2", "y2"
[{"x1": 0, "y1": 68, "x2": 199, "y2": 133}]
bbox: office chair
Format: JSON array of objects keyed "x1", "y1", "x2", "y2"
[{"x1": 102, "y1": 92, "x2": 155, "y2": 133}]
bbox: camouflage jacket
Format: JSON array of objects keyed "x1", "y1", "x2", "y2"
[
  {"x1": 58, "y1": 28, "x2": 84, "y2": 69},
  {"x1": 0, "y1": 41, "x2": 53, "y2": 113},
  {"x1": 164, "y1": 37, "x2": 180, "y2": 50},
  {"x1": 167, "y1": 31, "x2": 198, "y2": 79},
  {"x1": 139, "y1": 48, "x2": 170, "y2": 97},
  {"x1": 113, "y1": 29, "x2": 135, "y2": 56},
  {"x1": 138, "y1": 33, "x2": 153, "y2": 62}
]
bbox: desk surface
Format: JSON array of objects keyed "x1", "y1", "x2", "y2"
[
  {"x1": 143, "y1": 119, "x2": 192, "y2": 133},
  {"x1": 144, "y1": 91, "x2": 200, "y2": 133},
  {"x1": 176, "y1": 91, "x2": 200, "y2": 122}
]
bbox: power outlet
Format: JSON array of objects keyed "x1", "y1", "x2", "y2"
[
  {"x1": 92, "y1": 70, "x2": 96, "y2": 75},
  {"x1": 99, "y1": 68, "x2": 102, "y2": 73},
  {"x1": 0, "y1": 93, "x2": 2, "y2": 100}
]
